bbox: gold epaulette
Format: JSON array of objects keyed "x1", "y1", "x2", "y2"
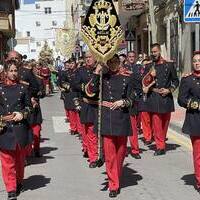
[
  {"x1": 36, "y1": 75, "x2": 43, "y2": 79},
  {"x1": 23, "y1": 66, "x2": 31, "y2": 70},
  {"x1": 166, "y1": 59, "x2": 174, "y2": 63},
  {"x1": 19, "y1": 80, "x2": 30, "y2": 86},
  {"x1": 182, "y1": 72, "x2": 192, "y2": 78}
]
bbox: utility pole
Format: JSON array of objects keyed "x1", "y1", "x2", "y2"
[
  {"x1": 195, "y1": 24, "x2": 200, "y2": 51},
  {"x1": 148, "y1": 0, "x2": 157, "y2": 43}
]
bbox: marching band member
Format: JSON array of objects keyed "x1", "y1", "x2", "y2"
[
  {"x1": 139, "y1": 43, "x2": 179, "y2": 156},
  {"x1": 178, "y1": 51, "x2": 200, "y2": 192},
  {"x1": 86, "y1": 54, "x2": 138, "y2": 197},
  {"x1": 73, "y1": 51, "x2": 99, "y2": 168},
  {"x1": 0, "y1": 60, "x2": 33, "y2": 200}
]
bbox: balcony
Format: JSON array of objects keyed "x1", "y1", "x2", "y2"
[
  {"x1": 118, "y1": 0, "x2": 147, "y2": 27},
  {"x1": 0, "y1": 12, "x2": 14, "y2": 36}
]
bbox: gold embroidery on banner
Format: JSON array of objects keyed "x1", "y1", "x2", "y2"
[{"x1": 81, "y1": 0, "x2": 124, "y2": 62}]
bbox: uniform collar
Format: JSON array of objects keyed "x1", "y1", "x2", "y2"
[
  {"x1": 4, "y1": 78, "x2": 18, "y2": 86},
  {"x1": 156, "y1": 57, "x2": 166, "y2": 64},
  {"x1": 193, "y1": 71, "x2": 200, "y2": 77}
]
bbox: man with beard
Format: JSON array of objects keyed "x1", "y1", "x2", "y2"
[{"x1": 139, "y1": 43, "x2": 179, "y2": 156}]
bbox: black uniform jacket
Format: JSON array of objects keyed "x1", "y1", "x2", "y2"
[
  {"x1": 87, "y1": 70, "x2": 137, "y2": 136},
  {"x1": 58, "y1": 69, "x2": 77, "y2": 110},
  {"x1": 178, "y1": 73, "x2": 200, "y2": 136},
  {"x1": 73, "y1": 66, "x2": 98, "y2": 124},
  {"x1": 28, "y1": 76, "x2": 45, "y2": 125},
  {"x1": 18, "y1": 67, "x2": 40, "y2": 98},
  {"x1": 138, "y1": 60, "x2": 179, "y2": 113},
  {"x1": 0, "y1": 83, "x2": 33, "y2": 150},
  {"x1": 124, "y1": 64, "x2": 144, "y2": 116}
]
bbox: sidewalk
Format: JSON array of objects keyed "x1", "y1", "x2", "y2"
[{"x1": 170, "y1": 100, "x2": 185, "y2": 134}]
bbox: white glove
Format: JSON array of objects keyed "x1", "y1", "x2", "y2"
[{"x1": 13, "y1": 112, "x2": 23, "y2": 122}]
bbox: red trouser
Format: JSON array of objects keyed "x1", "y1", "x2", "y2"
[
  {"x1": 84, "y1": 123, "x2": 98, "y2": 163},
  {"x1": 0, "y1": 145, "x2": 25, "y2": 192},
  {"x1": 151, "y1": 112, "x2": 171, "y2": 150},
  {"x1": 141, "y1": 112, "x2": 153, "y2": 142},
  {"x1": 76, "y1": 113, "x2": 84, "y2": 135},
  {"x1": 129, "y1": 115, "x2": 139, "y2": 154},
  {"x1": 103, "y1": 136, "x2": 127, "y2": 191},
  {"x1": 65, "y1": 109, "x2": 69, "y2": 120},
  {"x1": 191, "y1": 136, "x2": 200, "y2": 188},
  {"x1": 31, "y1": 124, "x2": 41, "y2": 151},
  {"x1": 65, "y1": 110, "x2": 78, "y2": 132}
]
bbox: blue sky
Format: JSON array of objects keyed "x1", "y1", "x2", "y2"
[{"x1": 24, "y1": 0, "x2": 35, "y2": 4}]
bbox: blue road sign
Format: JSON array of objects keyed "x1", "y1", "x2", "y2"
[
  {"x1": 24, "y1": 0, "x2": 35, "y2": 4},
  {"x1": 184, "y1": 0, "x2": 200, "y2": 22}
]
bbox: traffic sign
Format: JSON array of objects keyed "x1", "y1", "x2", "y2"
[
  {"x1": 125, "y1": 31, "x2": 135, "y2": 41},
  {"x1": 184, "y1": 0, "x2": 200, "y2": 22},
  {"x1": 75, "y1": 45, "x2": 81, "y2": 53}
]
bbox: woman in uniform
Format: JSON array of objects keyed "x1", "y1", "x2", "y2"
[
  {"x1": 0, "y1": 60, "x2": 33, "y2": 200},
  {"x1": 178, "y1": 51, "x2": 200, "y2": 192}
]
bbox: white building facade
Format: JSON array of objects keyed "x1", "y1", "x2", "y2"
[{"x1": 15, "y1": 0, "x2": 70, "y2": 59}]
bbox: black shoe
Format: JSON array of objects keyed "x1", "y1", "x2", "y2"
[
  {"x1": 8, "y1": 191, "x2": 17, "y2": 200},
  {"x1": 35, "y1": 151, "x2": 41, "y2": 158},
  {"x1": 83, "y1": 151, "x2": 89, "y2": 158},
  {"x1": 144, "y1": 140, "x2": 153, "y2": 145},
  {"x1": 89, "y1": 161, "x2": 98, "y2": 168},
  {"x1": 131, "y1": 153, "x2": 141, "y2": 159},
  {"x1": 154, "y1": 149, "x2": 166, "y2": 156},
  {"x1": 70, "y1": 130, "x2": 75, "y2": 135},
  {"x1": 97, "y1": 158, "x2": 105, "y2": 168},
  {"x1": 138, "y1": 129, "x2": 143, "y2": 135},
  {"x1": 16, "y1": 183, "x2": 23, "y2": 196},
  {"x1": 109, "y1": 190, "x2": 119, "y2": 198}
]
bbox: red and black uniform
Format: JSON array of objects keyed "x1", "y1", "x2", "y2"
[
  {"x1": 73, "y1": 66, "x2": 98, "y2": 166},
  {"x1": 40, "y1": 66, "x2": 51, "y2": 95},
  {"x1": 28, "y1": 75, "x2": 45, "y2": 157},
  {"x1": 139, "y1": 58, "x2": 179, "y2": 153},
  {"x1": 124, "y1": 63, "x2": 143, "y2": 156},
  {"x1": 18, "y1": 66, "x2": 40, "y2": 97},
  {"x1": 18, "y1": 66, "x2": 40, "y2": 157},
  {"x1": 58, "y1": 68, "x2": 79, "y2": 135},
  {"x1": 178, "y1": 72, "x2": 200, "y2": 189},
  {"x1": 138, "y1": 64, "x2": 154, "y2": 144},
  {"x1": 86, "y1": 69, "x2": 137, "y2": 193},
  {"x1": 0, "y1": 81, "x2": 32, "y2": 197}
]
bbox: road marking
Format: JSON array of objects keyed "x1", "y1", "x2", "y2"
[
  {"x1": 168, "y1": 128, "x2": 192, "y2": 150},
  {"x1": 52, "y1": 116, "x2": 70, "y2": 133}
]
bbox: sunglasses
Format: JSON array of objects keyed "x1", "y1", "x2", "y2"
[{"x1": 193, "y1": 59, "x2": 200, "y2": 63}]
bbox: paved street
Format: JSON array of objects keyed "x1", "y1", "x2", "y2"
[{"x1": 0, "y1": 93, "x2": 199, "y2": 200}]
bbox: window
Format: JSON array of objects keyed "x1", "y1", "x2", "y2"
[
  {"x1": 52, "y1": 21, "x2": 57, "y2": 26},
  {"x1": 31, "y1": 49, "x2": 36, "y2": 52},
  {"x1": 36, "y1": 21, "x2": 41, "y2": 27},
  {"x1": 44, "y1": 7, "x2": 52, "y2": 14},
  {"x1": 36, "y1": 42, "x2": 41, "y2": 47},
  {"x1": 52, "y1": 41, "x2": 55, "y2": 46},
  {"x1": 26, "y1": 31, "x2": 30, "y2": 37},
  {"x1": 35, "y1": 3, "x2": 40, "y2": 9}
]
